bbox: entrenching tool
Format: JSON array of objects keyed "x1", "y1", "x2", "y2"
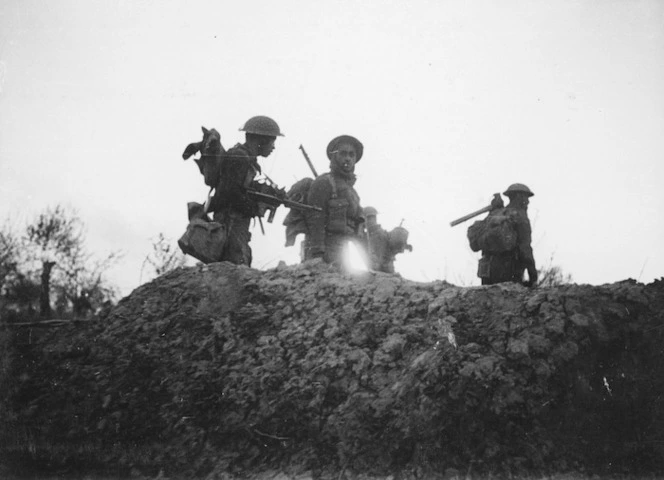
[{"x1": 450, "y1": 193, "x2": 502, "y2": 227}]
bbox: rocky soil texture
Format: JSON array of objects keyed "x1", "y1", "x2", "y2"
[{"x1": 2, "y1": 261, "x2": 663, "y2": 479}]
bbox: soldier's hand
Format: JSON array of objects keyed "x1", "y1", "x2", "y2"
[
  {"x1": 275, "y1": 187, "x2": 287, "y2": 202},
  {"x1": 256, "y1": 202, "x2": 269, "y2": 217}
]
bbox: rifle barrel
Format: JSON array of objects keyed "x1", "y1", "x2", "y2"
[{"x1": 299, "y1": 145, "x2": 319, "y2": 178}]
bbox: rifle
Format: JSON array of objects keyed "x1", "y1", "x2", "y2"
[
  {"x1": 299, "y1": 145, "x2": 319, "y2": 178},
  {"x1": 449, "y1": 193, "x2": 502, "y2": 227},
  {"x1": 247, "y1": 189, "x2": 322, "y2": 223}
]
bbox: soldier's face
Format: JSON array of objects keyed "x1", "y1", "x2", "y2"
[
  {"x1": 511, "y1": 193, "x2": 529, "y2": 209},
  {"x1": 332, "y1": 143, "x2": 357, "y2": 173},
  {"x1": 259, "y1": 138, "x2": 276, "y2": 158}
]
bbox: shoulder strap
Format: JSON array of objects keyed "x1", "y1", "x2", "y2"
[{"x1": 326, "y1": 174, "x2": 338, "y2": 199}]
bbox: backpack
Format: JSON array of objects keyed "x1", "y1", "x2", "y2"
[
  {"x1": 178, "y1": 218, "x2": 227, "y2": 264},
  {"x1": 283, "y1": 177, "x2": 315, "y2": 246},
  {"x1": 467, "y1": 208, "x2": 518, "y2": 253},
  {"x1": 182, "y1": 127, "x2": 226, "y2": 187}
]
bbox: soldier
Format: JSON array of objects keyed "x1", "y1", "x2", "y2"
[
  {"x1": 364, "y1": 207, "x2": 412, "y2": 273},
  {"x1": 477, "y1": 183, "x2": 538, "y2": 286},
  {"x1": 208, "y1": 115, "x2": 283, "y2": 266},
  {"x1": 302, "y1": 135, "x2": 365, "y2": 265}
]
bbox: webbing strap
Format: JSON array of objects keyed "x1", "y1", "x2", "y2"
[
  {"x1": 203, "y1": 187, "x2": 214, "y2": 214},
  {"x1": 327, "y1": 174, "x2": 338, "y2": 199}
]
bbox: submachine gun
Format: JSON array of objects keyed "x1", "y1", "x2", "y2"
[{"x1": 247, "y1": 181, "x2": 321, "y2": 224}]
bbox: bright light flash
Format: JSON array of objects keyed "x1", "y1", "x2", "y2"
[{"x1": 344, "y1": 241, "x2": 368, "y2": 272}]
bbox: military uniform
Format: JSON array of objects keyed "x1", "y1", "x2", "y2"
[
  {"x1": 362, "y1": 206, "x2": 412, "y2": 274},
  {"x1": 180, "y1": 115, "x2": 282, "y2": 267},
  {"x1": 479, "y1": 207, "x2": 535, "y2": 284},
  {"x1": 209, "y1": 143, "x2": 261, "y2": 266},
  {"x1": 366, "y1": 222, "x2": 395, "y2": 273},
  {"x1": 303, "y1": 171, "x2": 363, "y2": 264},
  {"x1": 302, "y1": 135, "x2": 365, "y2": 265},
  {"x1": 479, "y1": 184, "x2": 538, "y2": 286}
]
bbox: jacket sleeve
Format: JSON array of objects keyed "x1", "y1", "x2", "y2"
[{"x1": 304, "y1": 176, "x2": 331, "y2": 258}]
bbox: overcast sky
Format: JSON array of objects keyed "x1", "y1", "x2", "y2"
[{"x1": 1, "y1": 0, "x2": 662, "y2": 297}]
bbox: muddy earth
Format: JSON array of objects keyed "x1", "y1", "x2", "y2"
[{"x1": 2, "y1": 261, "x2": 663, "y2": 479}]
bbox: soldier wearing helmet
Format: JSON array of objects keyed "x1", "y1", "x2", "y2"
[
  {"x1": 302, "y1": 135, "x2": 366, "y2": 265},
  {"x1": 363, "y1": 207, "x2": 412, "y2": 273},
  {"x1": 209, "y1": 115, "x2": 283, "y2": 266},
  {"x1": 477, "y1": 183, "x2": 538, "y2": 286}
]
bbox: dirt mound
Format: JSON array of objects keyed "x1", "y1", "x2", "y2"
[{"x1": 2, "y1": 261, "x2": 664, "y2": 478}]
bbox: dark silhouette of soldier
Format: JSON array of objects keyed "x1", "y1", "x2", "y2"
[
  {"x1": 363, "y1": 207, "x2": 412, "y2": 273},
  {"x1": 208, "y1": 116, "x2": 283, "y2": 266},
  {"x1": 478, "y1": 183, "x2": 538, "y2": 286}
]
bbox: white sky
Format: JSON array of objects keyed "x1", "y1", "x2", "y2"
[{"x1": 1, "y1": 0, "x2": 663, "y2": 297}]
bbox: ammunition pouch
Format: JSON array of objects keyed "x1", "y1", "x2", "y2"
[
  {"x1": 326, "y1": 173, "x2": 355, "y2": 235},
  {"x1": 477, "y1": 256, "x2": 491, "y2": 279},
  {"x1": 327, "y1": 197, "x2": 350, "y2": 234}
]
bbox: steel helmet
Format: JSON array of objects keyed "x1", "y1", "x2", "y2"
[
  {"x1": 503, "y1": 183, "x2": 534, "y2": 197},
  {"x1": 363, "y1": 206, "x2": 378, "y2": 217},
  {"x1": 326, "y1": 135, "x2": 364, "y2": 162},
  {"x1": 239, "y1": 116, "x2": 284, "y2": 137}
]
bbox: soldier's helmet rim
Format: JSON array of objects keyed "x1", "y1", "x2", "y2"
[
  {"x1": 503, "y1": 183, "x2": 534, "y2": 197},
  {"x1": 363, "y1": 206, "x2": 378, "y2": 217},
  {"x1": 326, "y1": 135, "x2": 364, "y2": 162},
  {"x1": 239, "y1": 115, "x2": 284, "y2": 137}
]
